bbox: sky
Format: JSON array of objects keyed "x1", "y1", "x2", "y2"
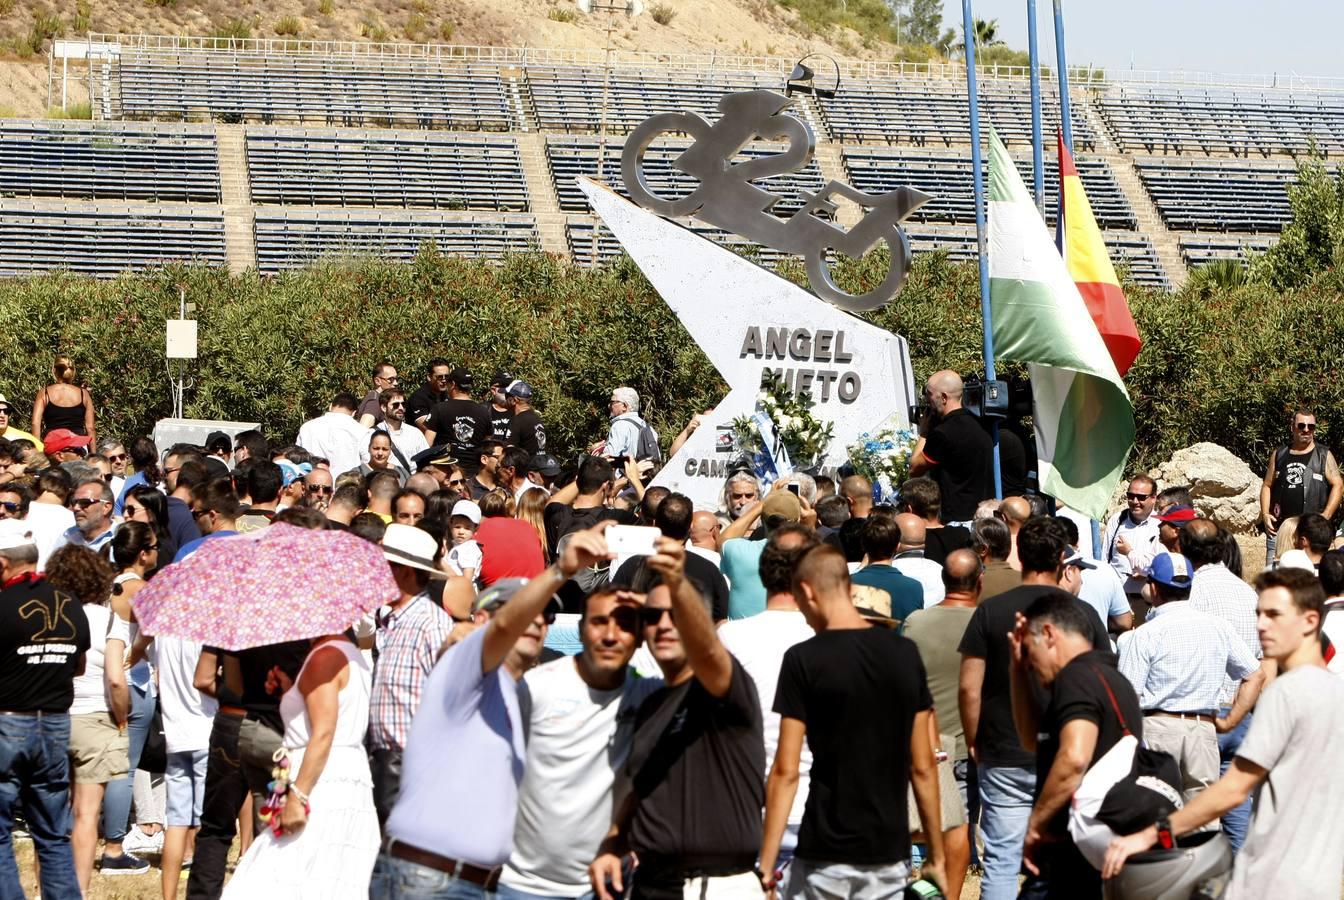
[{"x1": 938, "y1": 0, "x2": 1344, "y2": 81}]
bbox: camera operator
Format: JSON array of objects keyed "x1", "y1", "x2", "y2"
[{"x1": 910, "y1": 371, "x2": 994, "y2": 528}]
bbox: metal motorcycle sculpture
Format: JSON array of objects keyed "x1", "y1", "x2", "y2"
[{"x1": 620, "y1": 89, "x2": 931, "y2": 312}]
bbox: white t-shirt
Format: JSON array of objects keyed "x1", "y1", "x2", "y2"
[
  {"x1": 447, "y1": 540, "x2": 483, "y2": 578},
  {"x1": 717, "y1": 609, "x2": 816, "y2": 826},
  {"x1": 69, "y1": 603, "x2": 131, "y2": 716},
  {"x1": 893, "y1": 555, "x2": 946, "y2": 608},
  {"x1": 156, "y1": 635, "x2": 218, "y2": 753},
  {"x1": 501, "y1": 658, "x2": 662, "y2": 896},
  {"x1": 25, "y1": 501, "x2": 76, "y2": 572},
  {"x1": 1230, "y1": 665, "x2": 1344, "y2": 899}
]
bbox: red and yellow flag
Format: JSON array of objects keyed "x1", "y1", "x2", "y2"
[{"x1": 1058, "y1": 134, "x2": 1142, "y2": 376}]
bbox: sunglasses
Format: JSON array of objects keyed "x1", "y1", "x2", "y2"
[
  {"x1": 0, "y1": 501, "x2": 20, "y2": 513},
  {"x1": 69, "y1": 497, "x2": 106, "y2": 510},
  {"x1": 388, "y1": 401, "x2": 406, "y2": 409},
  {"x1": 596, "y1": 606, "x2": 643, "y2": 635},
  {"x1": 1125, "y1": 492, "x2": 1151, "y2": 501},
  {"x1": 433, "y1": 374, "x2": 451, "y2": 381},
  {"x1": 192, "y1": 508, "x2": 210, "y2": 518},
  {"x1": 638, "y1": 606, "x2": 675, "y2": 629},
  {"x1": 1296, "y1": 423, "x2": 1317, "y2": 432},
  {"x1": 124, "y1": 504, "x2": 145, "y2": 516},
  {"x1": 106, "y1": 453, "x2": 127, "y2": 462},
  {"x1": 306, "y1": 484, "x2": 334, "y2": 495},
  {"x1": 0, "y1": 407, "x2": 9, "y2": 415},
  {"x1": 145, "y1": 543, "x2": 159, "y2": 552},
  {"x1": 447, "y1": 478, "x2": 465, "y2": 487}
]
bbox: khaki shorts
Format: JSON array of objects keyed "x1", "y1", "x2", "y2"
[
  {"x1": 908, "y1": 734, "x2": 966, "y2": 834},
  {"x1": 69, "y1": 712, "x2": 129, "y2": 784}
]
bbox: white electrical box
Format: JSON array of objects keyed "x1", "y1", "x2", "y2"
[{"x1": 166, "y1": 319, "x2": 198, "y2": 360}]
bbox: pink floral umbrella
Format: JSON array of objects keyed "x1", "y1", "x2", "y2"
[{"x1": 131, "y1": 523, "x2": 399, "y2": 650}]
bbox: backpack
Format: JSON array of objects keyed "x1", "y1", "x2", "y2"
[{"x1": 636, "y1": 420, "x2": 662, "y2": 463}]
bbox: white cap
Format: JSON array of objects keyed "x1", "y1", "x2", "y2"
[
  {"x1": 451, "y1": 499, "x2": 482, "y2": 525},
  {"x1": 1277, "y1": 549, "x2": 1317, "y2": 573},
  {"x1": 0, "y1": 519, "x2": 36, "y2": 552}
]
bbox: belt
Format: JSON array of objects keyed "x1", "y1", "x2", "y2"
[
  {"x1": 1144, "y1": 710, "x2": 1217, "y2": 724},
  {"x1": 383, "y1": 838, "x2": 502, "y2": 889},
  {"x1": 219, "y1": 705, "x2": 247, "y2": 717}
]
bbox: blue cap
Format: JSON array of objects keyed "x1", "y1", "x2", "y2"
[{"x1": 1150, "y1": 553, "x2": 1193, "y2": 589}]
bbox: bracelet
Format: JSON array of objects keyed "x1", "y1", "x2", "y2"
[{"x1": 290, "y1": 785, "x2": 311, "y2": 807}]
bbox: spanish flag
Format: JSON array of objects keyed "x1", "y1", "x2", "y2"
[{"x1": 1058, "y1": 135, "x2": 1142, "y2": 376}]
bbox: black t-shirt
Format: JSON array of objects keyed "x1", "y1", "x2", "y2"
[
  {"x1": 543, "y1": 503, "x2": 634, "y2": 553},
  {"x1": 924, "y1": 524, "x2": 971, "y2": 566},
  {"x1": 489, "y1": 405, "x2": 512, "y2": 441},
  {"x1": 995, "y1": 424, "x2": 1028, "y2": 498},
  {"x1": 923, "y1": 408, "x2": 994, "y2": 523},
  {"x1": 425, "y1": 399, "x2": 492, "y2": 478},
  {"x1": 1037, "y1": 650, "x2": 1141, "y2": 835},
  {"x1": 627, "y1": 657, "x2": 764, "y2": 868},
  {"x1": 407, "y1": 383, "x2": 448, "y2": 428},
  {"x1": 613, "y1": 553, "x2": 730, "y2": 621},
  {"x1": 775, "y1": 627, "x2": 932, "y2": 865},
  {"x1": 0, "y1": 574, "x2": 91, "y2": 712},
  {"x1": 357, "y1": 389, "x2": 384, "y2": 425},
  {"x1": 1272, "y1": 446, "x2": 1321, "y2": 520},
  {"x1": 235, "y1": 640, "x2": 310, "y2": 734},
  {"x1": 957, "y1": 585, "x2": 1111, "y2": 768},
  {"x1": 506, "y1": 409, "x2": 548, "y2": 456},
  {"x1": 202, "y1": 644, "x2": 245, "y2": 708}
]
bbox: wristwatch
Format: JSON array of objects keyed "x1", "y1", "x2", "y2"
[{"x1": 1155, "y1": 815, "x2": 1174, "y2": 850}]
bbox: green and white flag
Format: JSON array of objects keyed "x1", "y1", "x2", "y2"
[{"x1": 987, "y1": 129, "x2": 1135, "y2": 520}]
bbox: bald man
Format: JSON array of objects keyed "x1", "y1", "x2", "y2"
[
  {"x1": 892, "y1": 512, "x2": 946, "y2": 608},
  {"x1": 909, "y1": 371, "x2": 994, "y2": 527},
  {"x1": 998, "y1": 496, "x2": 1031, "y2": 572},
  {"x1": 687, "y1": 510, "x2": 723, "y2": 567}
]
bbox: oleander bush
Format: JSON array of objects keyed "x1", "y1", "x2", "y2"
[{"x1": 1, "y1": 243, "x2": 1342, "y2": 474}]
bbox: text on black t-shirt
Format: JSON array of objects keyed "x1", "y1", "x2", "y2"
[{"x1": 0, "y1": 575, "x2": 92, "y2": 712}]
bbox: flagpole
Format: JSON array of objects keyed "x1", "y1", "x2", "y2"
[
  {"x1": 1027, "y1": 0, "x2": 1045, "y2": 215},
  {"x1": 1053, "y1": 0, "x2": 1074, "y2": 153},
  {"x1": 963, "y1": 0, "x2": 1002, "y2": 500}
]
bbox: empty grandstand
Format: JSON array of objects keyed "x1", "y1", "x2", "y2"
[{"x1": 1133, "y1": 158, "x2": 1313, "y2": 233}]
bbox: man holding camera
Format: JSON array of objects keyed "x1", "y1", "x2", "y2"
[{"x1": 910, "y1": 371, "x2": 994, "y2": 527}]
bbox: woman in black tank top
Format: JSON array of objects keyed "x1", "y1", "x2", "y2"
[{"x1": 33, "y1": 354, "x2": 96, "y2": 447}]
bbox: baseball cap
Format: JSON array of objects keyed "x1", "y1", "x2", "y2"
[
  {"x1": 1157, "y1": 505, "x2": 1199, "y2": 526},
  {"x1": 531, "y1": 453, "x2": 560, "y2": 478},
  {"x1": 276, "y1": 458, "x2": 311, "y2": 487},
  {"x1": 490, "y1": 370, "x2": 514, "y2": 390},
  {"x1": 0, "y1": 393, "x2": 10, "y2": 411},
  {"x1": 471, "y1": 576, "x2": 562, "y2": 617},
  {"x1": 506, "y1": 380, "x2": 534, "y2": 401},
  {"x1": 448, "y1": 367, "x2": 473, "y2": 389},
  {"x1": 1063, "y1": 550, "x2": 1097, "y2": 570},
  {"x1": 761, "y1": 491, "x2": 802, "y2": 524},
  {"x1": 450, "y1": 499, "x2": 482, "y2": 525},
  {"x1": 43, "y1": 429, "x2": 91, "y2": 455},
  {"x1": 1149, "y1": 553, "x2": 1193, "y2": 589},
  {"x1": 0, "y1": 519, "x2": 36, "y2": 552},
  {"x1": 1278, "y1": 549, "x2": 1317, "y2": 573}
]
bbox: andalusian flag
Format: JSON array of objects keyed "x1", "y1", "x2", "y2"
[
  {"x1": 987, "y1": 130, "x2": 1135, "y2": 520},
  {"x1": 1059, "y1": 135, "x2": 1142, "y2": 376}
]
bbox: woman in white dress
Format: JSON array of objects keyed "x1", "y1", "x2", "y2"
[{"x1": 222, "y1": 633, "x2": 379, "y2": 898}]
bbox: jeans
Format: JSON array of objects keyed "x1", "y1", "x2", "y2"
[
  {"x1": 954, "y1": 757, "x2": 981, "y2": 868},
  {"x1": 782, "y1": 860, "x2": 911, "y2": 900},
  {"x1": 102, "y1": 682, "x2": 156, "y2": 842},
  {"x1": 1217, "y1": 707, "x2": 1253, "y2": 851},
  {"x1": 977, "y1": 764, "x2": 1036, "y2": 900},
  {"x1": 496, "y1": 884, "x2": 593, "y2": 900},
  {"x1": 0, "y1": 713, "x2": 81, "y2": 900},
  {"x1": 369, "y1": 851, "x2": 495, "y2": 900},
  {"x1": 371, "y1": 747, "x2": 404, "y2": 828},
  {"x1": 237, "y1": 716, "x2": 282, "y2": 833},
  {"x1": 1016, "y1": 840, "x2": 1100, "y2": 900},
  {"x1": 187, "y1": 713, "x2": 246, "y2": 900}
]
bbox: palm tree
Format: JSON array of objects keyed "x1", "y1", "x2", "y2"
[{"x1": 952, "y1": 17, "x2": 1006, "y2": 57}]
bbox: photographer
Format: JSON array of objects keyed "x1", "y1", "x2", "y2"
[{"x1": 910, "y1": 371, "x2": 994, "y2": 527}]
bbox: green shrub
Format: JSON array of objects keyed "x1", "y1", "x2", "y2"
[
  {"x1": 211, "y1": 19, "x2": 253, "y2": 40},
  {"x1": 19, "y1": 13, "x2": 63, "y2": 56},
  {"x1": 46, "y1": 102, "x2": 92, "y2": 119},
  {"x1": 318, "y1": 0, "x2": 334, "y2": 14},
  {"x1": 547, "y1": 8, "x2": 578, "y2": 23},
  {"x1": 273, "y1": 16, "x2": 302, "y2": 36},
  {"x1": 649, "y1": 3, "x2": 676, "y2": 25},
  {"x1": 72, "y1": 0, "x2": 92, "y2": 33},
  {"x1": 403, "y1": 12, "x2": 428, "y2": 41}
]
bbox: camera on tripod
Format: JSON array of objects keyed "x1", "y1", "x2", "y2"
[{"x1": 908, "y1": 375, "x2": 1009, "y2": 425}]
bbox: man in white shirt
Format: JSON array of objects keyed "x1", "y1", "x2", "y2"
[
  {"x1": 717, "y1": 524, "x2": 819, "y2": 862},
  {"x1": 1101, "y1": 475, "x2": 1163, "y2": 619},
  {"x1": 891, "y1": 513, "x2": 945, "y2": 608},
  {"x1": 376, "y1": 388, "x2": 429, "y2": 475},
  {"x1": 687, "y1": 510, "x2": 723, "y2": 569},
  {"x1": 60, "y1": 480, "x2": 116, "y2": 554},
  {"x1": 498, "y1": 585, "x2": 662, "y2": 900},
  {"x1": 296, "y1": 392, "x2": 369, "y2": 477},
  {"x1": 25, "y1": 469, "x2": 77, "y2": 571}
]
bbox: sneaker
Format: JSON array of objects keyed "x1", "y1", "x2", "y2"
[
  {"x1": 121, "y1": 825, "x2": 163, "y2": 855},
  {"x1": 99, "y1": 853, "x2": 151, "y2": 876}
]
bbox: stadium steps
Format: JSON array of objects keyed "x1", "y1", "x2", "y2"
[
  {"x1": 215, "y1": 125, "x2": 257, "y2": 272},
  {"x1": 514, "y1": 131, "x2": 568, "y2": 255},
  {"x1": 1106, "y1": 153, "x2": 1188, "y2": 286},
  {"x1": 811, "y1": 142, "x2": 863, "y2": 229},
  {"x1": 504, "y1": 67, "x2": 535, "y2": 132},
  {"x1": 1080, "y1": 95, "x2": 1120, "y2": 154}
]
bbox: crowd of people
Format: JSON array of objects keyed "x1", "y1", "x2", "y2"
[{"x1": 0, "y1": 360, "x2": 1342, "y2": 900}]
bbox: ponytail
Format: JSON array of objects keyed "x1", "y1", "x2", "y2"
[{"x1": 53, "y1": 355, "x2": 77, "y2": 384}]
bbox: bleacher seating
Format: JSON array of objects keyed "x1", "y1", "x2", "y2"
[
  {"x1": 1180, "y1": 234, "x2": 1276, "y2": 268},
  {"x1": 117, "y1": 49, "x2": 513, "y2": 129},
  {"x1": 904, "y1": 226, "x2": 1170, "y2": 289},
  {"x1": 1098, "y1": 85, "x2": 1344, "y2": 158},
  {"x1": 818, "y1": 80, "x2": 1094, "y2": 150},
  {"x1": 0, "y1": 120, "x2": 219, "y2": 202},
  {"x1": 1133, "y1": 157, "x2": 1309, "y2": 233},
  {"x1": 845, "y1": 148, "x2": 1134, "y2": 229},
  {"x1": 0, "y1": 203, "x2": 226, "y2": 277},
  {"x1": 253, "y1": 210, "x2": 538, "y2": 272},
  {"x1": 526, "y1": 65, "x2": 788, "y2": 135},
  {"x1": 246, "y1": 128, "x2": 528, "y2": 210},
  {"x1": 567, "y1": 219, "x2": 798, "y2": 269},
  {"x1": 547, "y1": 135, "x2": 826, "y2": 215}
]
